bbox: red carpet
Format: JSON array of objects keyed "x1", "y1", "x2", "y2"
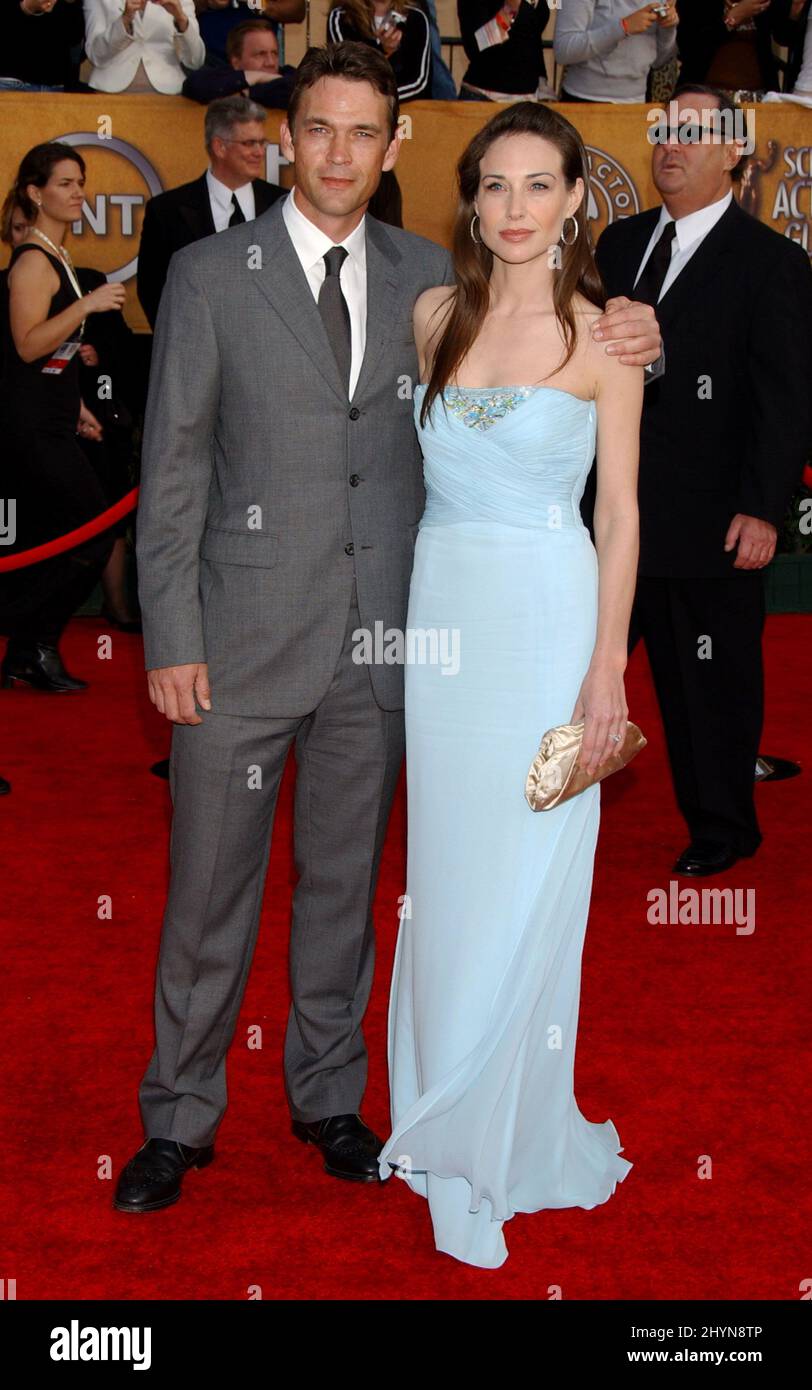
[{"x1": 1, "y1": 614, "x2": 809, "y2": 1300}]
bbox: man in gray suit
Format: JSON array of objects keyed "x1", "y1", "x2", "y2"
[{"x1": 115, "y1": 41, "x2": 663, "y2": 1213}]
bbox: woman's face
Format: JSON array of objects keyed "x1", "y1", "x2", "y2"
[
  {"x1": 27, "y1": 158, "x2": 85, "y2": 225},
  {"x1": 473, "y1": 132, "x2": 583, "y2": 265},
  {"x1": 10, "y1": 208, "x2": 31, "y2": 246}
]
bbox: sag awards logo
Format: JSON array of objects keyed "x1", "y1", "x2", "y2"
[
  {"x1": 739, "y1": 140, "x2": 812, "y2": 252},
  {"x1": 54, "y1": 131, "x2": 164, "y2": 281},
  {"x1": 53, "y1": 129, "x2": 290, "y2": 282},
  {"x1": 582, "y1": 146, "x2": 641, "y2": 238}
]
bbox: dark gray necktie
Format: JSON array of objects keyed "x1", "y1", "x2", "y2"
[
  {"x1": 634, "y1": 219, "x2": 676, "y2": 306},
  {"x1": 318, "y1": 246, "x2": 351, "y2": 395},
  {"x1": 228, "y1": 193, "x2": 246, "y2": 227}
]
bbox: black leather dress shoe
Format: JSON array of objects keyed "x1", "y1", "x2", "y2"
[
  {"x1": 1, "y1": 642, "x2": 87, "y2": 692},
  {"x1": 292, "y1": 1112, "x2": 383, "y2": 1183},
  {"x1": 673, "y1": 839, "x2": 741, "y2": 876},
  {"x1": 113, "y1": 1137, "x2": 215, "y2": 1213}
]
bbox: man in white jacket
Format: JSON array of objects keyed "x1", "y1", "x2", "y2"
[{"x1": 83, "y1": 0, "x2": 205, "y2": 93}]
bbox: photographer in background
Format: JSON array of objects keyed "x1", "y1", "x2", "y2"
[
  {"x1": 457, "y1": 0, "x2": 551, "y2": 101},
  {"x1": 554, "y1": 0, "x2": 679, "y2": 102},
  {"x1": 327, "y1": 0, "x2": 433, "y2": 100}
]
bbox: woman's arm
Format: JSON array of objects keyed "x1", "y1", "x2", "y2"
[
  {"x1": 553, "y1": 0, "x2": 628, "y2": 66},
  {"x1": 413, "y1": 284, "x2": 456, "y2": 382},
  {"x1": 8, "y1": 252, "x2": 90, "y2": 363},
  {"x1": 388, "y1": 6, "x2": 433, "y2": 100},
  {"x1": 327, "y1": 6, "x2": 349, "y2": 42},
  {"x1": 82, "y1": 0, "x2": 137, "y2": 67},
  {"x1": 572, "y1": 322, "x2": 642, "y2": 773},
  {"x1": 169, "y1": 0, "x2": 206, "y2": 67}
]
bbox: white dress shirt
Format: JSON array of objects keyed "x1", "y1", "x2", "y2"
[
  {"x1": 206, "y1": 168, "x2": 257, "y2": 233},
  {"x1": 634, "y1": 189, "x2": 734, "y2": 301},
  {"x1": 282, "y1": 186, "x2": 367, "y2": 399}
]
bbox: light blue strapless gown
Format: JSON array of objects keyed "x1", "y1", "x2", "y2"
[{"x1": 377, "y1": 383, "x2": 633, "y2": 1268}]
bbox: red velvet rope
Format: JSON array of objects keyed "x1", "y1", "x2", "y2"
[{"x1": 0, "y1": 488, "x2": 139, "y2": 573}]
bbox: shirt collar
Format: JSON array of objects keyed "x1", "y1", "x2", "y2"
[
  {"x1": 658, "y1": 189, "x2": 733, "y2": 253},
  {"x1": 206, "y1": 167, "x2": 253, "y2": 213},
  {"x1": 282, "y1": 184, "x2": 366, "y2": 272}
]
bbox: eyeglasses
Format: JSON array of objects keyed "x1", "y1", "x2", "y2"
[
  {"x1": 650, "y1": 123, "x2": 737, "y2": 144},
  {"x1": 222, "y1": 138, "x2": 269, "y2": 150}
]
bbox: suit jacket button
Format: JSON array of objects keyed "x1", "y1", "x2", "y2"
[
  {"x1": 344, "y1": 542, "x2": 355, "y2": 556},
  {"x1": 349, "y1": 474, "x2": 360, "y2": 486},
  {"x1": 348, "y1": 406, "x2": 361, "y2": 420}
]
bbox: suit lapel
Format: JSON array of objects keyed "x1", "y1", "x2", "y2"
[
  {"x1": 649, "y1": 198, "x2": 743, "y2": 329},
  {"x1": 351, "y1": 214, "x2": 402, "y2": 404},
  {"x1": 248, "y1": 196, "x2": 404, "y2": 407}
]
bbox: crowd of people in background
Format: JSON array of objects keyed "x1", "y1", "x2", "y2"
[
  {"x1": 0, "y1": 7, "x2": 810, "y2": 795},
  {"x1": 1, "y1": 1, "x2": 810, "y2": 101}
]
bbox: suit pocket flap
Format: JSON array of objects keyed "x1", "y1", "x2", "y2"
[{"x1": 199, "y1": 525, "x2": 278, "y2": 568}]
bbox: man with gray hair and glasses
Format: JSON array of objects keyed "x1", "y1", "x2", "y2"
[{"x1": 136, "y1": 93, "x2": 285, "y2": 330}]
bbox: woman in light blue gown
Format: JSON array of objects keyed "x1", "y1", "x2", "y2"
[{"x1": 377, "y1": 102, "x2": 643, "y2": 1268}]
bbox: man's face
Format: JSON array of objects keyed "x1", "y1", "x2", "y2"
[
  {"x1": 233, "y1": 30, "x2": 279, "y2": 75},
  {"x1": 211, "y1": 119, "x2": 267, "y2": 183},
  {"x1": 652, "y1": 91, "x2": 744, "y2": 207},
  {"x1": 280, "y1": 77, "x2": 400, "y2": 225}
]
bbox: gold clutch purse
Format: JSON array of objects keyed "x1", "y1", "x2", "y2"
[{"x1": 525, "y1": 720, "x2": 647, "y2": 811}]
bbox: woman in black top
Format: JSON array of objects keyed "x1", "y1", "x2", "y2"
[
  {"x1": 457, "y1": 0, "x2": 550, "y2": 100},
  {"x1": 676, "y1": 0, "x2": 803, "y2": 91},
  {"x1": 328, "y1": 0, "x2": 433, "y2": 100},
  {"x1": 0, "y1": 144, "x2": 126, "y2": 691}
]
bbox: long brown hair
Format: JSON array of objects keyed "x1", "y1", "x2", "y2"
[
  {"x1": 419, "y1": 102, "x2": 606, "y2": 430},
  {"x1": 332, "y1": 0, "x2": 411, "y2": 43}
]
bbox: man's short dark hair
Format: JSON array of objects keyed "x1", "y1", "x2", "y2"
[
  {"x1": 669, "y1": 83, "x2": 749, "y2": 183},
  {"x1": 288, "y1": 42, "x2": 400, "y2": 144}
]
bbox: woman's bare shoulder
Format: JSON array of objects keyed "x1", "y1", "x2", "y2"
[
  {"x1": 8, "y1": 242, "x2": 61, "y2": 286},
  {"x1": 571, "y1": 291, "x2": 604, "y2": 323},
  {"x1": 413, "y1": 284, "x2": 456, "y2": 333}
]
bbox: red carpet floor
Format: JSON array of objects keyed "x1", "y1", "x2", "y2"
[{"x1": 1, "y1": 614, "x2": 809, "y2": 1300}]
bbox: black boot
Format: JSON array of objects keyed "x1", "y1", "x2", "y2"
[{"x1": 1, "y1": 641, "x2": 88, "y2": 692}]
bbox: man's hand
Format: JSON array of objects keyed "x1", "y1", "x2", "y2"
[
  {"x1": 592, "y1": 296, "x2": 662, "y2": 367},
  {"x1": 147, "y1": 663, "x2": 212, "y2": 723},
  {"x1": 378, "y1": 21, "x2": 403, "y2": 58},
  {"x1": 724, "y1": 513, "x2": 777, "y2": 569}
]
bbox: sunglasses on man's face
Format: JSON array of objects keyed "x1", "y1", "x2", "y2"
[{"x1": 651, "y1": 123, "x2": 732, "y2": 144}]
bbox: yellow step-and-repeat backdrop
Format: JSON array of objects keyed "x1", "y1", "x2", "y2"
[{"x1": 1, "y1": 94, "x2": 810, "y2": 334}]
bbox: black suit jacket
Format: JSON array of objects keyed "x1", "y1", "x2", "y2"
[
  {"x1": 592, "y1": 197, "x2": 812, "y2": 578},
  {"x1": 136, "y1": 173, "x2": 285, "y2": 330}
]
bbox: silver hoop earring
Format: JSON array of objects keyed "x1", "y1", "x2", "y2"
[
  {"x1": 470, "y1": 212, "x2": 481, "y2": 245},
  {"x1": 559, "y1": 215, "x2": 579, "y2": 246}
]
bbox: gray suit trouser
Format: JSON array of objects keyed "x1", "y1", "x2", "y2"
[{"x1": 138, "y1": 578, "x2": 406, "y2": 1146}]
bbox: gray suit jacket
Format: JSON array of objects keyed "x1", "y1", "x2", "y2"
[{"x1": 136, "y1": 192, "x2": 454, "y2": 716}]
